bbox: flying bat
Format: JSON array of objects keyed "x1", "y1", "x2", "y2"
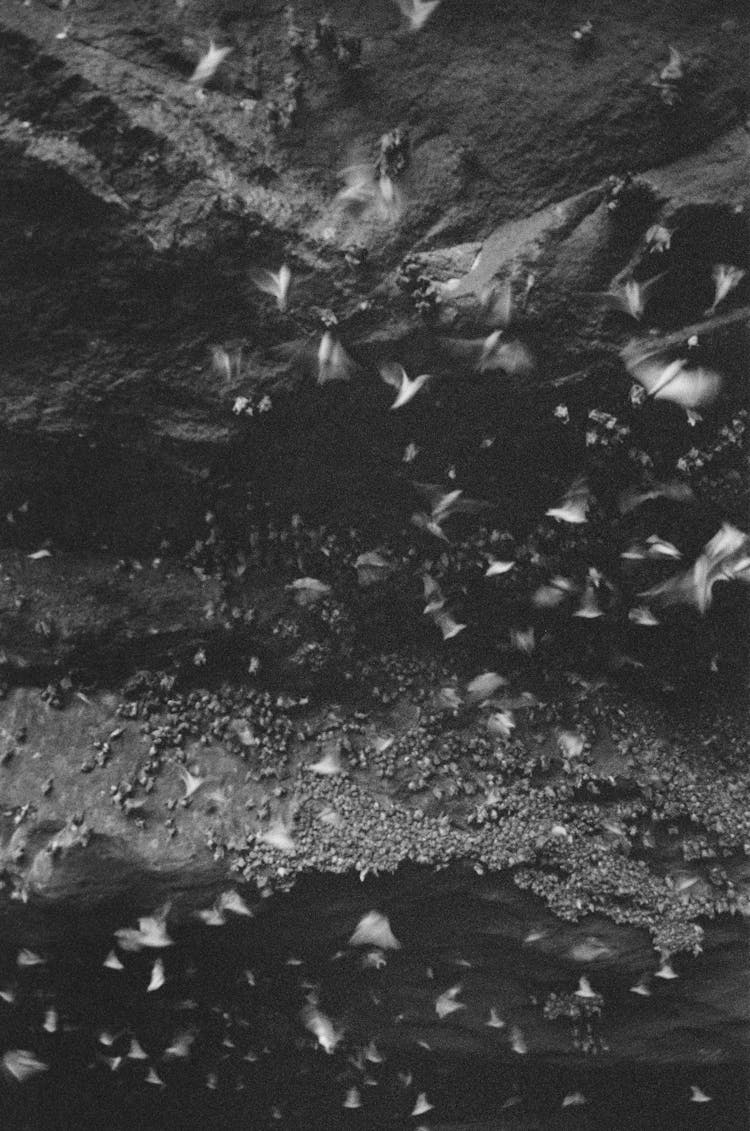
[
  {"x1": 706, "y1": 263, "x2": 745, "y2": 314},
  {"x1": 301, "y1": 1003, "x2": 343, "y2": 1054},
  {"x1": 478, "y1": 331, "x2": 536, "y2": 376},
  {"x1": 578, "y1": 274, "x2": 665, "y2": 321},
  {"x1": 115, "y1": 904, "x2": 174, "y2": 951},
  {"x1": 573, "y1": 579, "x2": 604, "y2": 619},
  {"x1": 354, "y1": 550, "x2": 394, "y2": 587},
  {"x1": 622, "y1": 347, "x2": 723, "y2": 410},
  {"x1": 410, "y1": 482, "x2": 492, "y2": 540},
  {"x1": 379, "y1": 362, "x2": 433, "y2": 409},
  {"x1": 478, "y1": 278, "x2": 513, "y2": 328},
  {"x1": 411, "y1": 482, "x2": 491, "y2": 518},
  {"x1": 422, "y1": 572, "x2": 446, "y2": 614},
  {"x1": 286, "y1": 577, "x2": 332, "y2": 604},
  {"x1": 628, "y1": 605, "x2": 660, "y2": 626},
  {"x1": 485, "y1": 557, "x2": 515, "y2": 577},
  {"x1": 392, "y1": 0, "x2": 442, "y2": 33},
  {"x1": 532, "y1": 575, "x2": 576, "y2": 607},
  {"x1": 189, "y1": 41, "x2": 232, "y2": 85},
  {"x1": 466, "y1": 671, "x2": 507, "y2": 702},
  {"x1": 336, "y1": 164, "x2": 404, "y2": 224},
  {"x1": 640, "y1": 522, "x2": 750, "y2": 613},
  {"x1": 1, "y1": 1050, "x2": 49, "y2": 1083},
  {"x1": 349, "y1": 911, "x2": 401, "y2": 949},
  {"x1": 272, "y1": 332, "x2": 358, "y2": 385},
  {"x1": 435, "y1": 984, "x2": 465, "y2": 1019},
  {"x1": 437, "y1": 332, "x2": 536, "y2": 378},
  {"x1": 546, "y1": 477, "x2": 591, "y2": 524},
  {"x1": 660, "y1": 45, "x2": 684, "y2": 81},
  {"x1": 317, "y1": 331, "x2": 357, "y2": 385},
  {"x1": 433, "y1": 609, "x2": 466, "y2": 640},
  {"x1": 645, "y1": 225, "x2": 674, "y2": 254},
  {"x1": 249, "y1": 264, "x2": 292, "y2": 312},
  {"x1": 618, "y1": 479, "x2": 694, "y2": 513}
]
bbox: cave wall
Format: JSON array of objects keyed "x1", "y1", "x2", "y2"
[{"x1": 0, "y1": 0, "x2": 748, "y2": 552}]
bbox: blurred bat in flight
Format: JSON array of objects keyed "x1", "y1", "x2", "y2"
[
  {"x1": 641, "y1": 523, "x2": 750, "y2": 613},
  {"x1": 622, "y1": 344, "x2": 723, "y2": 410}
]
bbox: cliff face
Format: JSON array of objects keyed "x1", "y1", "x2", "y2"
[
  {"x1": 0, "y1": 0, "x2": 749, "y2": 959},
  {"x1": 1, "y1": 0, "x2": 748, "y2": 548}
]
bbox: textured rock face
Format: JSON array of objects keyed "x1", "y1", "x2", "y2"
[
  {"x1": 1, "y1": 0, "x2": 748, "y2": 549},
  {"x1": 0, "y1": 0, "x2": 749, "y2": 953},
  {"x1": 0, "y1": 17, "x2": 749, "y2": 1127}
]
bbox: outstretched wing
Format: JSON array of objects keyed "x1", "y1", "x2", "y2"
[
  {"x1": 622, "y1": 348, "x2": 723, "y2": 409},
  {"x1": 485, "y1": 338, "x2": 536, "y2": 377},
  {"x1": 480, "y1": 279, "x2": 513, "y2": 329},
  {"x1": 379, "y1": 361, "x2": 406, "y2": 390}
]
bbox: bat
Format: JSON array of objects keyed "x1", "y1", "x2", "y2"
[
  {"x1": 706, "y1": 263, "x2": 745, "y2": 314},
  {"x1": 622, "y1": 347, "x2": 723, "y2": 409},
  {"x1": 546, "y1": 477, "x2": 591, "y2": 524},
  {"x1": 392, "y1": 0, "x2": 442, "y2": 33},
  {"x1": 336, "y1": 164, "x2": 404, "y2": 223},
  {"x1": 249, "y1": 264, "x2": 292, "y2": 311},
  {"x1": 379, "y1": 361, "x2": 433, "y2": 409},
  {"x1": 578, "y1": 274, "x2": 665, "y2": 321},
  {"x1": 189, "y1": 41, "x2": 232, "y2": 85}
]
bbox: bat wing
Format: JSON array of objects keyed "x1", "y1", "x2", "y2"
[
  {"x1": 622, "y1": 341, "x2": 723, "y2": 408},
  {"x1": 619, "y1": 487, "x2": 653, "y2": 514},
  {"x1": 489, "y1": 338, "x2": 536, "y2": 377},
  {"x1": 619, "y1": 480, "x2": 695, "y2": 514},
  {"x1": 380, "y1": 361, "x2": 406, "y2": 390},
  {"x1": 249, "y1": 267, "x2": 278, "y2": 299},
  {"x1": 651, "y1": 364, "x2": 722, "y2": 409},
  {"x1": 391, "y1": 374, "x2": 431, "y2": 409},
  {"x1": 423, "y1": 573, "x2": 443, "y2": 604},
  {"x1": 448, "y1": 496, "x2": 493, "y2": 515},
  {"x1": 625, "y1": 355, "x2": 682, "y2": 394},
  {"x1": 319, "y1": 340, "x2": 357, "y2": 384},
  {"x1": 336, "y1": 164, "x2": 376, "y2": 208},
  {"x1": 639, "y1": 568, "x2": 697, "y2": 608},
  {"x1": 480, "y1": 279, "x2": 513, "y2": 329},
  {"x1": 704, "y1": 523, "x2": 747, "y2": 563},
  {"x1": 374, "y1": 174, "x2": 406, "y2": 223},
  {"x1": 190, "y1": 45, "x2": 231, "y2": 85}
]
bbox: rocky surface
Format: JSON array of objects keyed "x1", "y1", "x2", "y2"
[
  {"x1": 0, "y1": 8, "x2": 748, "y2": 1130},
  {"x1": 1, "y1": 0, "x2": 748, "y2": 543},
  {"x1": 0, "y1": 0, "x2": 748, "y2": 983}
]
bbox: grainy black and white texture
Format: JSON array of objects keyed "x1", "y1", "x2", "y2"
[{"x1": 0, "y1": 2, "x2": 748, "y2": 1128}]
